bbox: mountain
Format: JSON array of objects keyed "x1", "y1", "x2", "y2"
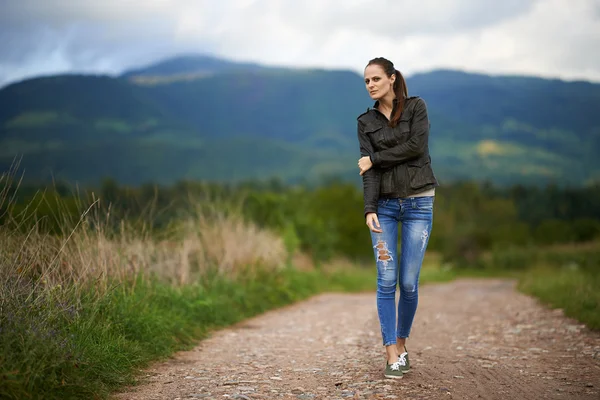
[
  {"x1": 1, "y1": 55, "x2": 599, "y2": 187},
  {"x1": 121, "y1": 54, "x2": 270, "y2": 84}
]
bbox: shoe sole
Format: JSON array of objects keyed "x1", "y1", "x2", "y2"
[{"x1": 384, "y1": 374, "x2": 403, "y2": 379}]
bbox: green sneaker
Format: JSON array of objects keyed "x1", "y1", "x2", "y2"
[
  {"x1": 384, "y1": 361, "x2": 404, "y2": 379},
  {"x1": 398, "y1": 351, "x2": 410, "y2": 373}
]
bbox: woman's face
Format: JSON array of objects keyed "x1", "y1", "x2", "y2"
[{"x1": 364, "y1": 64, "x2": 395, "y2": 101}]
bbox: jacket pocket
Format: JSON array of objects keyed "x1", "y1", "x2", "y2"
[
  {"x1": 364, "y1": 124, "x2": 385, "y2": 150},
  {"x1": 407, "y1": 156, "x2": 436, "y2": 191},
  {"x1": 398, "y1": 118, "x2": 411, "y2": 133}
]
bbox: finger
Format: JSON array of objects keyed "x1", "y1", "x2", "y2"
[
  {"x1": 372, "y1": 217, "x2": 382, "y2": 232},
  {"x1": 367, "y1": 218, "x2": 381, "y2": 233},
  {"x1": 373, "y1": 215, "x2": 381, "y2": 229}
]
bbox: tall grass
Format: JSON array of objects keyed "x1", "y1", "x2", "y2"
[
  {"x1": 0, "y1": 168, "x2": 309, "y2": 399},
  {"x1": 0, "y1": 169, "x2": 379, "y2": 399}
]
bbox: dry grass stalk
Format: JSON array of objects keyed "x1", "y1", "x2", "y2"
[{"x1": 1, "y1": 192, "x2": 288, "y2": 301}]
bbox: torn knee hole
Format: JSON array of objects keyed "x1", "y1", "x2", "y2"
[{"x1": 376, "y1": 240, "x2": 392, "y2": 261}]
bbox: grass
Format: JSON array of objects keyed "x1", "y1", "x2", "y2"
[
  {"x1": 518, "y1": 266, "x2": 600, "y2": 330},
  {"x1": 0, "y1": 174, "x2": 383, "y2": 399},
  {"x1": 0, "y1": 266, "x2": 380, "y2": 400}
]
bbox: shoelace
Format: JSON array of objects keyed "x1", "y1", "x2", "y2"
[
  {"x1": 398, "y1": 352, "x2": 407, "y2": 366},
  {"x1": 389, "y1": 361, "x2": 402, "y2": 371}
]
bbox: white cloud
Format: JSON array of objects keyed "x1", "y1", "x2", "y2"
[{"x1": 0, "y1": 0, "x2": 599, "y2": 86}]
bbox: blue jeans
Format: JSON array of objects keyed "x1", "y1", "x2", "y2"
[{"x1": 370, "y1": 196, "x2": 434, "y2": 346}]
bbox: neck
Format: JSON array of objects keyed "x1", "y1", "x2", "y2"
[{"x1": 378, "y1": 94, "x2": 396, "y2": 112}]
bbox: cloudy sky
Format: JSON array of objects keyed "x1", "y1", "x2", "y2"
[{"x1": 0, "y1": 0, "x2": 599, "y2": 87}]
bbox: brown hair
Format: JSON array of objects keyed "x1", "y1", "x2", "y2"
[{"x1": 366, "y1": 57, "x2": 408, "y2": 127}]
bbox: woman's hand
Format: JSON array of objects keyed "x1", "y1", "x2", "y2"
[
  {"x1": 366, "y1": 212, "x2": 382, "y2": 233},
  {"x1": 358, "y1": 156, "x2": 373, "y2": 176}
]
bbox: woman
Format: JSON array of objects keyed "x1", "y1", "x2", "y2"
[{"x1": 356, "y1": 57, "x2": 438, "y2": 379}]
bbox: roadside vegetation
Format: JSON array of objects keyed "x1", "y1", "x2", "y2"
[{"x1": 1, "y1": 166, "x2": 598, "y2": 399}]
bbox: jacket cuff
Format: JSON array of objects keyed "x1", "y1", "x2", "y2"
[
  {"x1": 364, "y1": 205, "x2": 378, "y2": 217},
  {"x1": 370, "y1": 152, "x2": 381, "y2": 167}
]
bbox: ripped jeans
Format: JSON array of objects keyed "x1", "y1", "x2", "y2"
[{"x1": 370, "y1": 196, "x2": 434, "y2": 346}]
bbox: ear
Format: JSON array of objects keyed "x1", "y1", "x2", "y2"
[{"x1": 390, "y1": 74, "x2": 396, "y2": 85}]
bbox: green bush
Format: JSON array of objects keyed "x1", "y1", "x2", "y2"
[{"x1": 534, "y1": 219, "x2": 576, "y2": 245}]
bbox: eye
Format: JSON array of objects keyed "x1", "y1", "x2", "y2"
[{"x1": 373, "y1": 77, "x2": 380, "y2": 82}]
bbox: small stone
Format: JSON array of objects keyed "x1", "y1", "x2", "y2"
[
  {"x1": 585, "y1": 383, "x2": 594, "y2": 388},
  {"x1": 237, "y1": 386, "x2": 255, "y2": 392},
  {"x1": 291, "y1": 387, "x2": 305, "y2": 394},
  {"x1": 270, "y1": 376, "x2": 282, "y2": 381},
  {"x1": 454, "y1": 375, "x2": 465, "y2": 379}
]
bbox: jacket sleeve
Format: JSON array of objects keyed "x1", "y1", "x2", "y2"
[
  {"x1": 357, "y1": 119, "x2": 381, "y2": 216},
  {"x1": 370, "y1": 98, "x2": 430, "y2": 169}
]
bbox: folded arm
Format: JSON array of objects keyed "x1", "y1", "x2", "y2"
[{"x1": 357, "y1": 120, "x2": 381, "y2": 216}]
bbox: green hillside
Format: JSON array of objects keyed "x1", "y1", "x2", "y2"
[{"x1": 1, "y1": 57, "x2": 599, "y2": 186}]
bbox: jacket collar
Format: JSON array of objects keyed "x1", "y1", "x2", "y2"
[
  {"x1": 373, "y1": 97, "x2": 400, "y2": 110},
  {"x1": 373, "y1": 97, "x2": 407, "y2": 114}
]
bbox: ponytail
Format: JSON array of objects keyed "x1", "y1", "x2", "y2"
[{"x1": 389, "y1": 69, "x2": 408, "y2": 128}]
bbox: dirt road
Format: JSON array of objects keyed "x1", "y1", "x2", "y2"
[{"x1": 113, "y1": 279, "x2": 600, "y2": 399}]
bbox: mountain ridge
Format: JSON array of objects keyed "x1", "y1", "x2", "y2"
[{"x1": 1, "y1": 54, "x2": 599, "y2": 187}]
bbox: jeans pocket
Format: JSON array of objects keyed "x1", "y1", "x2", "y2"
[{"x1": 378, "y1": 198, "x2": 390, "y2": 207}]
